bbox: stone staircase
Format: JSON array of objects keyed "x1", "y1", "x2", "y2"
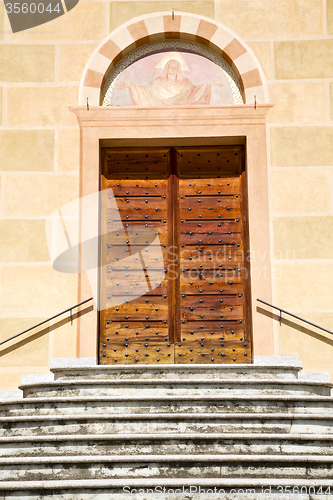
[{"x1": 1, "y1": 357, "x2": 333, "y2": 499}]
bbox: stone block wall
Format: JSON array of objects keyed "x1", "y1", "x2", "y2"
[{"x1": 0, "y1": 0, "x2": 333, "y2": 389}]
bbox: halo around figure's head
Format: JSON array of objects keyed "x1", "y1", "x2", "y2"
[{"x1": 155, "y1": 52, "x2": 190, "y2": 71}]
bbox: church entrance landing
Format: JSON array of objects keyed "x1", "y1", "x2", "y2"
[{"x1": 99, "y1": 146, "x2": 251, "y2": 364}]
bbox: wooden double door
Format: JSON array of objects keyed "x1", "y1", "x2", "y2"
[{"x1": 99, "y1": 146, "x2": 251, "y2": 364}]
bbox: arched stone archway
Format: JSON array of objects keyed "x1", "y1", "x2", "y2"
[
  {"x1": 72, "y1": 11, "x2": 274, "y2": 362},
  {"x1": 78, "y1": 12, "x2": 268, "y2": 106}
]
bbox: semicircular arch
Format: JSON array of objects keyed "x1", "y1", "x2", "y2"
[{"x1": 79, "y1": 11, "x2": 268, "y2": 106}]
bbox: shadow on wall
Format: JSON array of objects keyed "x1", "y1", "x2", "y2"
[
  {"x1": 257, "y1": 306, "x2": 333, "y2": 348},
  {"x1": 0, "y1": 305, "x2": 93, "y2": 358}
]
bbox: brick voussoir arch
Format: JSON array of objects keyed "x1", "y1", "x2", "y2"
[{"x1": 79, "y1": 12, "x2": 268, "y2": 106}]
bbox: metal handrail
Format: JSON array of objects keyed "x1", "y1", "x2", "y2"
[
  {"x1": 0, "y1": 297, "x2": 94, "y2": 347},
  {"x1": 257, "y1": 298, "x2": 333, "y2": 336}
]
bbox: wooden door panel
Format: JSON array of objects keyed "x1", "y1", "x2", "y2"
[
  {"x1": 174, "y1": 341, "x2": 250, "y2": 364},
  {"x1": 106, "y1": 244, "x2": 169, "y2": 261},
  {"x1": 180, "y1": 197, "x2": 241, "y2": 209},
  {"x1": 179, "y1": 198, "x2": 241, "y2": 219},
  {"x1": 106, "y1": 158, "x2": 169, "y2": 177},
  {"x1": 100, "y1": 147, "x2": 172, "y2": 363},
  {"x1": 107, "y1": 196, "x2": 167, "y2": 209},
  {"x1": 107, "y1": 258, "x2": 168, "y2": 271},
  {"x1": 107, "y1": 255, "x2": 166, "y2": 267},
  {"x1": 106, "y1": 172, "x2": 168, "y2": 180},
  {"x1": 180, "y1": 282, "x2": 244, "y2": 295},
  {"x1": 181, "y1": 321, "x2": 244, "y2": 335},
  {"x1": 180, "y1": 269, "x2": 243, "y2": 286},
  {"x1": 179, "y1": 178, "x2": 240, "y2": 195},
  {"x1": 108, "y1": 260, "x2": 168, "y2": 272},
  {"x1": 107, "y1": 199, "x2": 167, "y2": 220},
  {"x1": 181, "y1": 233, "x2": 242, "y2": 245},
  {"x1": 180, "y1": 323, "x2": 245, "y2": 341},
  {"x1": 106, "y1": 278, "x2": 168, "y2": 295},
  {"x1": 178, "y1": 167, "x2": 241, "y2": 178},
  {"x1": 180, "y1": 221, "x2": 241, "y2": 235},
  {"x1": 109, "y1": 310, "x2": 168, "y2": 322},
  {"x1": 176, "y1": 147, "x2": 242, "y2": 166},
  {"x1": 106, "y1": 251, "x2": 167, "y2": 266},
  {"x1": 181, "y1": 295, "x2": 243, "y2": 307},
  {"x1": 106, "y1": 230, "x2": 168, "y2": 246},
  {"x1": 180, "y1": 251, "x2": 244, "y2": 268},
  {"x1": 107, "y1": 157, "x2": 169, "y2": 172},
  {"x1": 104, "y1": 295, "x2": 168, "y2": 308},
  {"x1": 182, "y1": 306, "x2": 243, "y2": 321},
  {"x1": 180, "y1": 244, "x2": 243, "y2": 258},
  {"x1": 106, "y1": 168, "x2": 169, "y2": 178},
  {"x1": 178, "y1": 161, "x2": 241, "y2": 175},
  {"x1": 107, "y1": 297, "x2": 168, "y2": 322},
  {"x1": 178, "y1": 170, "x2": 241, "y2": 179},
  {"x1": 175, "y1": 145, "x2": 250, "y2": 362},
  {"x1": 100, "y1": 146, "x2": 251, "y2": 365},
  {"x1": 107, "y1": 179, "x2": 168, "y2": 196},
  {"x1": 179, "y1": 209, "x2": 242, "y2": 220},
  {"x1": 106, "y1": 269, "x2": 167, "y2": 281},
  {"x1": 100, "y1": 342, "x2": 175, "y2": 364},
  {"x1": 105, "y1": 322, "x2": 168, "y2": 340}
]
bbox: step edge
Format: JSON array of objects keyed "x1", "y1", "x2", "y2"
[
  {"x1": 1, "y1": 454, "x2": 333, "y2": 465},
  {"x1": 2, "y1": 432, "x2": 333, "y2": 442},
  {"x1": 2, "y1": 394, "x2": 333, "y2": 405},
  {"x1": 1, "y1": 477, "x2": 333, "y2": 490},
  {"x1": 50, "y1": 357, "x2": 302, "y2": 370},
  {"x1": 51, "y1": 365, "x2": 303, "y2": 374},
  {"x1": 1, "y1": 413, "x2": 333, "y2": 422},
  {"x1": 18, "y1": 379, "x2": 333, "y2": 390}
]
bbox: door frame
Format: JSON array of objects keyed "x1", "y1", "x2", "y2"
[{"x1": 71, "y1": 104, "x2": 274, "y2": 360}]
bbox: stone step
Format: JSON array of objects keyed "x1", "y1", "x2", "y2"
[
  {"x1": 50, "y1": 364, "x2": 303, "y2": 381},
  {"x1": 1, "y1": 454, "x2": 333, "y2": 481},
  {"x1": 18, "y1": 379, "x2": 333, "y2": 398},
  {"x1": 1, "y1": 394, "x2": 333, "y2": 417},
  {"x1": 1, "y1": 477, "x2": 333, "y2": 500},
  {"x1": 2, "y1": 433, "x2": 333, "y2": 458},
  {"x1": 1, "y1": 413, "x2": 333, "y2": 436}
]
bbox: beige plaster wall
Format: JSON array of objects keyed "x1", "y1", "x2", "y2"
[{"x1": 1, "y1": 0, "x2": 333, "y2": 389}]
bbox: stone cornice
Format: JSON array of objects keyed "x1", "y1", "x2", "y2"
[{"x1": 70, "y1": 105, "x2": 273, "y2": 133}]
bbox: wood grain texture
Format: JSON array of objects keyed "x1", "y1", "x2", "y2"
[
  {"x1": 180, "y1": 322, "x2": 245, "y2": 341},
  {"x1": 100, "y1": 146, "x2": 250, "y2": 364},
  {"x1": 100, "y1": 341, "x2": 175, "y2": 364},
  {"x1": 179, "y1": 178, "x2": 240, "y2": 196},
  {"x1": 101, "y1": 148, "x2": 171, "y2": 364},
  {"x1": 174, "y1": 341, "x2": 251, "y2": 364},
  {"x1": 106, "y1": 179, "x2": 167, "y2": 196}
]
